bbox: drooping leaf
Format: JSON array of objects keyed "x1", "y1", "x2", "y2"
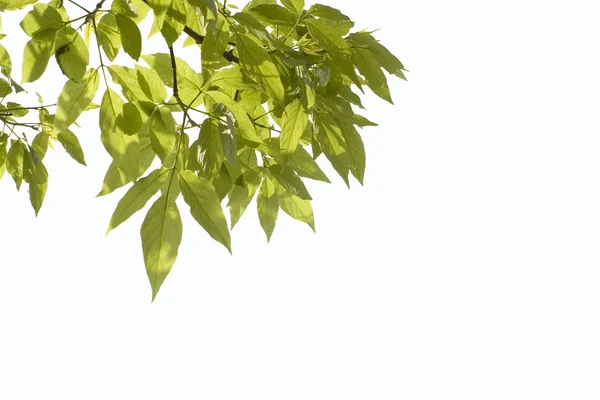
[
  {"x1": 57, "y1": 131, "x2": 86, "y2": 166},
  {"x1": 278, "y1": 187, "x2": 315, "y2": 231},
  {"x1": 227, "y1": 166, "x2": 262, "y2": 228},
  {"x1": 28, "y1": 160, "x2": 48, "y2": 216},
  {"x1": 280, "y1": 99, "x2": 308, "y2": 157},
  {"x1": 352, "y1": 47, "x2": 393, "y2": 104},
  {"x1": 54, "y1": 69, "x2": 100, "y2": 133},
  {"x1": 178, "y1": 170, "x2": 231, "y2": 252},
  {"x1": 149, "y1": 106, "x2": 177, "y2": 161},
  {"x1": 97, "y1": 162, "x2": 129, "y2": 197},
  {"x1": 0, "y1": 42, "x2": 12, "y2": 77},
  {"x1": 6, "y1": 139, "x2": 26, "y2": 190},
  {"x1": 257, "y1": 174, "x2": 278, "y2": 241},
  {"x1": 269, "y1": 164, "x2": 312, "y2": 200},
  {"x1": 21, "y1": 37, "x2": 53, "y2": 83},
  {"x1": 198, "y1": 117, "x2": 224, "y2": 179},
  {"x1": 116, "y1": 14, "x2": 142, "y2": 60},
  {"x1": 107, "y1": 168, "x2": 169, "y2": 233},
  {"x1": 141, "y1": 194, "x2": 182, "y2": 300}
]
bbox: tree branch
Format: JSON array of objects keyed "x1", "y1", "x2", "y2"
[{"x1": 182, "y1": 26, "x2": 239, "y2": 63}]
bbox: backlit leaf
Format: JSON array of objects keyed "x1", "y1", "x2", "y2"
[{"x1": 141, "y1": 194, "x2": 182, "y2": 300}]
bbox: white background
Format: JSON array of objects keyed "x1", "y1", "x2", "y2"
[{"x1": 2, "y1": 0, "x2": 600, "y2": 398}]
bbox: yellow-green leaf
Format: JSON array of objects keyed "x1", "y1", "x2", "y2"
[
  {"x1": 235, "y1": 33, "x2": 285, "y2": 104},
  {"x1": 141, "y1": 195, "x2": 182, "y2": 301},
  {"x1": 204, "y1": 90, "x2": 262, "y2": 145},
  {"x1": 54, "y1": 69, "x2": 100, "y2": 133},
  {"x1": 57, "y1": 130, "x2": 86, "y2": 166},
  {"x1": 107, "y1": 168, "x2": 169, "y2": 233},
  {"x1": 28, "y1": 160, "x2": 47, "y2": 216},
  {"x1": 280, "y1": 99, "x2": 308, "y2": 157},
  {"x1": 97, "y1": 14, "x2": 121, "y2": 61},
  {"x1": 178, "y1": 170, "x2": 231, "y2": 252},
  {"x1": 55, "y1": 27, "x2": 89, "y2": 81},
  {"x1": 257, "y1": 174, "x2": 278, "y2": 241},
  {"x1": 21, "y1": 37, "x2": 53, "y2": 83},
  {"x1": 116, "y1": 14, "x2": 142, "y2": 60}
]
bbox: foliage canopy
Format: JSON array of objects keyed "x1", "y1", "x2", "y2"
[{"x1": 0, "y1": 0, "x2": 406, "y2": 300}]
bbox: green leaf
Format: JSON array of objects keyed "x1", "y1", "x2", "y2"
[
  {"x1": 116, "y1": 15, "x2": 142, "y2": 61},
  {"x1": 146, "y1": 0, "x2": 172, "y2": 29},
  {"x1": 304, "y1": 18, "x2": 351, "y2": 58},
  {"x1": 352, "y1": 47, "x2": 393, "y2": 104},
  {"x1": 280, "y1": 99, "x2": 309, "y2": 157},
  {"x1": 97, "y1": 14, "x2": 121, "y2": 61},
  {"x1": 19, "y1": 4, "x2": 63, "y2": 37},
  {"x1": 97, "y1": 162, "x2": 129, "y2": 197},
  {"x1": 235, "y1": 33, "x2": 285, "y2": 104},
  {"x1": 142, "y1": 53, "x2": 202, "y2": 105},
  {"x1": 204, "y1": 90, "x2": 262, "y2": 145},
  {"x1": 188, "y1": 0, "x2": 217, "y2": 20},
  {"x1": 100, "y1": 89, "x2": 154, "y2": 180},
  {"x1": 55, "y1": 27, "x2": 89, "y2": 81},
  {"x1": 257, "y1": 174, "x2": 278, "y2": 241},
  {"x1": 316, "y1": 113, "x2": 349, "y2": 185},
  {"x1": 227, "y1": 166, "x2": 262, "y2": 228},
  {"x1": 134, "y1": 65, "x2": 167, "y2": 103},
  {"x1": 198, "y1": 117, "x2": 224, "y2": 179},
  {"x1": 308, "y1": 4, "x2": 350, "y2": 21},
  {"x1": 0, "y1": 133, "x2": 8, "y2": 171},
  {"x1": 0, "y1": 42, "x2": 12, "y2": 77},
  {"x1": 0, "y1": 77, "x2": 11, "y2": 97},
  {"x1": 141, "y1": 194, "x2": 182, "y2": 301},
  {"x1": 149, "y1": 106, "x2": 177, "y2": 161},
  {"x1": 178, "y1": 170, "x2": 231, "y2": 252},
  {"x1": 112, "y1": 0, "x2": 139, "y2": 18},
  {"x1": 342, "y1": 125, "x2": 366, "y2": 185},
  {"x1": 31, "y1": 132, "x2": 49, "y2": 160},
  {"x1": 107, "y1": 168, "x2": 169, "y2": 234},
  {"x1": 21, "y1": 37, "x2": 53, "y2": 83},
  {"x1": 6, "y1": 140, "x2": 26, "y2": 190},
  {"x1": 201, "y1": 18, "x2": 229, "y2": 80},
  {"x1": 108, "y1": 65, "x2": 153, "y2": 102},
  {"x1": 57, "y1": 131, "x2": 86, "y2": 166},
  {"x1": 0, "y1": 0, "x2": 38, "y2": 11},
  {"x1": 269, "y1": 164, "x2": 312, "y2": 200},
  {"x1": 278, "y1": 188, "x2": 315, "y2": 231},
  {"x1": 54, "y1": 69, "x2": 100, "y2": 133},
  {"x1": 248, "y1": 4, "x2": 297, "y2": 26},
  {"x1": 281, "y1": 0, "x2": 304, "y2": 15},
  {"x1": 28, "y1": 160, "x2": 47, "y2": 216}
]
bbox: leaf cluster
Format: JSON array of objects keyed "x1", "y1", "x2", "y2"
[{"x1": 0, "y1": 0, "x2": 406, "y2": 300}]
